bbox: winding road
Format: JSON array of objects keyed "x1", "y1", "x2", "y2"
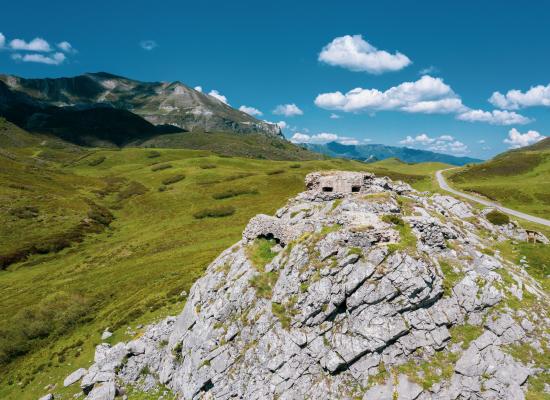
[{"x1": 435, "y1": 169, "x2": 550, "y2": 228}]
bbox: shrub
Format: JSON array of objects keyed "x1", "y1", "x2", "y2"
[
  {"x1": 162, "y1": 174, "x2": 186, "y2": 185},
  {"x1": 88, "y1": 156, "x2": 106, "y2": 166},
  {"x1": 117, "y1": 181, "x2": 149, "y2": 201},
  {"x1": 381, "y1": 214, "x2": 404, "y2": 226},
  {"x1": 146, "y1": 150, "x2": 161, "y2": 158},
  {"x1": 9, "y1": 206, "x2": 39, "y2": 219},
  {"x1": 266, "y1": 169, "x2": 285, "y2": 175},
  {"x1": 151, "y1": 163, "x2": 172, "y2": 172},
  {"x1": 212, "y1": 188, "x2": 258, "y2": 200},
  {"x1": 193, "y1": 205, "x2": 235, "y2": 219},
  {"x1": 486, "y1": 210, "x2": 510, "y2": 226},
  {"x1": 289, "y1": 163, "x2": 301, "y2": 169},
  {"x1": 199, "y1": 163, "x2": 217, "y2": 169}
]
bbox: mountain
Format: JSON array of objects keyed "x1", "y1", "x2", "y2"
[
  {"x1": 448, "y1": 139, "x2": 550, "y2": 218},
  {"x1": 62, "y1": 172, "x2": 547, "y2": 400},
  {"x1": 303, "y1": 141, "x2": 482, "y2": 166},
  {"x1": 0, "y1": 72, "x2": 282, "y2": 145}
]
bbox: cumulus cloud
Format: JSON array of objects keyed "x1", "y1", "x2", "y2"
[
  {"x1": 419, "y1": 66, "x2": 438, "y2": 75},
  {"x1": 239, "y1": 105, "x2": 263, "y2": 117},
  {"x1": 489, "y1": 84, "x2": 550, "y2": 110},
  {"x1": 10, "y1": 37, "x2": 51, "y2": 52},
  {"x1": 273, "y1": 103, "x2": 303, "y2": 117},
  {"x1": 276, "y1": 121, "x2": 287, "y2": 129},
  {"x1": 12, "y1": 52, "x2": 66, "y2": 65},
  {"x1": 400, "y1": 134, "x2": 468, "y2": 155},
  {"x1": 456, "y1": 109, "x2": 531, "y2": 125},
  {"x1": 290, "y1": 132, "x2": 366, "y2": 146},
  {"x1": 57, "y1": 41, "x2": 76, "y2": 53},
  {"x1": 329, "y1": 113, "x2": 340, "y2": 119},
  {"x1": 208, "y1": 89, "x2": 228, "y2": 104},
  {"x1": 318, "y1": 35, "x2": 411, "y2": 74},
  {"x1": 0, "y1": 33, "x2": 5, "y2": 48},
  {"x1": 315, "y1": 75, "x2": 465, "y2": 114},
  {"x1": 140, "y1": 40, "x2": 158, "y2": 51},
  {"x1": 194, "y1": 86, "x2": 203, "y2": 92},
  {"x1": 503, "y1": 128, "x2": 546, "y2": 149}
]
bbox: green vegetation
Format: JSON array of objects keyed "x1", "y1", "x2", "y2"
[
  {"x1": 161, "y1": 174, "x2": 186, "y2": 185},
  {"x1": 246, "y1": 238, "x2": 278, "y2": 270},
  {"x1": 485, "y1": 209, "x2": 510, "y2": 226},
  {"x1": 385, "y1": 215, "x2": 417, "y2": 254},
  {"x1": 88, "y1": 156, "x2": 106, "y2": 166},
  {"x1": 212, "y1": 188, "x2": 258, "y2": 200},
  {"x1": 151, "y1": 163, "x2": 172, "y2": 172},
  {"x1": 449, "y1": 324, "x2": 484, "y2": 349},
  {"x1": 448, "y1": 140, "x2": 550, "y2": 218},
  {"x1": 439, "y1": 259, "x2": 464, "y2": 297},
  {"x1": 193, "y1": 206, "x2": 236, "y2": 219}
]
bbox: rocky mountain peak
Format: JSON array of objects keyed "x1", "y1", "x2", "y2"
[{"x1": 67, "y1": 171, "x2": 548, "y2": 400}]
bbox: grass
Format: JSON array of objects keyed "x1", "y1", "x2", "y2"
[
  {"x1": 193, "y1": 205, "x2": 236, "y2": 219},
  {"x1": 447, "y1": 144, "x2": 550, "y2": 218},
  {"x1": 385, "y1": 216, "x2": 417, "y2": 254},
  {"x1": 439, "y1": 259, "x2": 464, "y2": 297},
  {"x1": 212, "y1": 188, "x2": 258, "y2": 200},
  {"x1": 246, "y1": 238, "x2": 278, "y2": 271},
  {"x1": 161, "y1": 174, "x2": 186, "y2": 185}
]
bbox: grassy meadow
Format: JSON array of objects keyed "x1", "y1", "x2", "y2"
[
  {"x1": 447, "y1": 140, "x2": 550, "y2": 219},
  {"x1": 0, "y1": 123, "x2": 451, "y2": 400}
]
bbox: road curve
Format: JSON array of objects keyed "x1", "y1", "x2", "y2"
[{"x1": 435, "y1": 168, "x2": 550, "y2": 228}]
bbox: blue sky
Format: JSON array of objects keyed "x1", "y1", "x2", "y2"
[{"x1": 1, "y1": 0, "x2": 549, "y2": 159}]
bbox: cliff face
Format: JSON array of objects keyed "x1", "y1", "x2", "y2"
[
  {"x1": 68, "y1": 172, "x2": 548, "y2": 400},
  {"x1": 0, "y1": 73, "x2": 282, "y2": 138}
]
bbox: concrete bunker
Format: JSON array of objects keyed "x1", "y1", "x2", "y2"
[{"x1": 305, "y1": 171, "x2": 375, "y2": 194}]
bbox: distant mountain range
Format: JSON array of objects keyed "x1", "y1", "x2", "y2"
[
  {"x1": 303, "y1": 141, "x2": 482, "y2": 166},
  {"x1": 0, "y1": 72, "x2": 281, "y2": 147}
]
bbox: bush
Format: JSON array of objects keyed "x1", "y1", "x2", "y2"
[
  {"x1": 88, "y1": 156, "x2": 106, "y2": 166},
  {"x1": 199, "y1": 163, "x2": 217, "y2": 169},
  {"x1": 162, "y1": 174, "x2": 186, "y2": 185},
  {"x1": 117, "y1": 181, "x2": 149, "y2": 201},
  {"x1": 193, "y1": 205, "x2": 235, "y2": 219},
  {"x1": 289, "y1": 163, "x2": 301, "y2": 169},
  {"x1": 212, "y1": 188, "x2": 258, "y2": 200},
  {"x1": 381, "y1": 214, "x2": 404, "y2": 226},
  {"x1": 146, "y1": 150, "x2": 161, "y2": 158},
  {"x1": 151, "y1": 163, "x2": 172, "y2": 172},
  {"x1": 486, "y1": 210, "x2": 510, "y2": 226},
  {"x1": 9, "y1": 206, "x2": 39, "y2": 219},
  {"x1": 266, "y1": 169, "x2": 285, "y2": 175}
]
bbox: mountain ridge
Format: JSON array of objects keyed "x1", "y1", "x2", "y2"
[{"x1": 303, "y1": 141, "x2": 482, "y2": 166}]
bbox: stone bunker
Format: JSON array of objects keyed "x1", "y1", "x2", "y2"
[{"x1": 305, "y1": 171, "x2": 374, "y2": 193}]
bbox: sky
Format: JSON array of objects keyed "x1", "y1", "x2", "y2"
[{"x1": 1, "y1": 0, "x2": 549, "y2": 159}]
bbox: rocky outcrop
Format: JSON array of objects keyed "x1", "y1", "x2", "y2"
[{"x1": 74, "y1": 172, "x2": 549, "y2": 400}]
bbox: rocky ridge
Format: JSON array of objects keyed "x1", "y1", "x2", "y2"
[{"x1": 62, "y1": 172, "x2": 549, "y2": 400}]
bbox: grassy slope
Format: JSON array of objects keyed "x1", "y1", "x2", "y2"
[
  {"x1": 366, "y1": 158, "x2": 451, "y2": 192},
  {"x1": 447, "y1": 140, "x2": 550, "y2": 218}
]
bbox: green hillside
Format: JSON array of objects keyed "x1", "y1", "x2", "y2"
[
  {"x1": 447, "y1": 139, "x2": 550, "y2": 218},
  {"x1": 0, "y1": 122, "x2": 459, "y2": 399}
]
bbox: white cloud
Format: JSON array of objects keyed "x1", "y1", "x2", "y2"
[
  {"x1": 456, "y1": 109, "x2": 531, "y2": 125},
  {"x1": 477, "y1": 139, "x2": 486, "y2": 144},
  {"x1": 10, "y1": 37, "x2": 51, "y2": 52},
  {"x1": 194, "y1": 86, "x2": 203, "y2": 92},
  {"x1": 419, "y1": 66, "x2": 438, "y2": 75},
  {"x1": 57, "y1": 41, "x2": 76, "y2": 53},
  {"x1": 400, "y1": 134, "x2": 468, "y2": 155},
  {"x1": 503, "y1": 128, "x2": 546, "y2": 149},
  {"x1": 276, "y1": 121, "x2": 287, "y2": 129},
  {"x1": 489, "y1": 84, "x2": 550, "y2": 110},
  {"x1": 290, "y1": 132, "x2": 365, "y2": 146},
  {"x1": 140, "y1": 40, "x2": 157, "y2": 51},
  {"x1": 12, "y1": 52, "x2": 66, "y2": 65},
  {"x1": 315, "y1": 75, "x2": 465, "y2": 114},
  {"x1": 329, "y1": 113, "x2": 340, "y2": 119},
  {"x1": 318, "y1": 35, "x2": 411, "y2": 74},
  {"x1": 208, "y1": 89, "x2": 228, "y2": 104},
  {"x1": 273, "y1": 103, "x2": 303, "y2": 117},
  {"x1": 239, "y1": 105, "x2": 263, "y2": 117},
  {"x1": 0, "y1": 33, "x2": 5, "y2": 48}
]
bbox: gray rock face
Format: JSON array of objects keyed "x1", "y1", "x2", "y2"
[
  {"x1": 78, "y1": 172, "x2": 548, "y2": 400},
  {"x1": 64, "y1": 368, "x2": 87, "y2": 387}
]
